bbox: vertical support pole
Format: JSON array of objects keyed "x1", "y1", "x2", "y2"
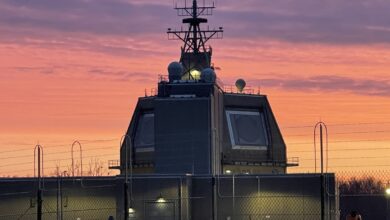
[
  {"x1": 320, "y1": 124, "x2": 325, "y2": 220},
  {"x1": 212, "y1": 177, "x2": 217, "y2": 220},
  {"x1": 124, "y1": 181, "x2": 128, "y2": 220},
  {"x1": 121, "y1": 135, "x2": 132, "y2": 220},
  {"x1": 320, "y1": 124, "x2": 324, "y2": 174},
  {"x1": 178, "y1": 178, "x2": 182, "y2": 220},
  {"x1": 34, "y1": 144, "x2": 44, "y2": 220},
  {"x1": 232, "y1": 175, "x2": 235, "y2": 220},
  {"x1": 386, "y1": 181, "x2": 390, "y2": 220},
  {"x1": 187, "y1": 175, "x2": 193, "y2": 220},
  {"x1": 37, "y1": 147, "x2": 42, "y2": 220},
  {"x1": 387, "y1": 189, "x2": 389, "y2": 220},
  {"x1": 60, "y1": 174, "x2": 63, "y2": 220},
  {"x1": 315, "y1": 122, "x2": 328, "y2": 220},
  {"x1": 57, "y1": 176, "x2": 60, "y2": 220},
  {"x1": 192, "y1": 0, "x2": 198, "y2": 53},
  {"x1": 37, "y1": 187, "x2": 42, "y2": 219}
]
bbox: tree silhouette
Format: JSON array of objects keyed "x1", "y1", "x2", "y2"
[
  {"x1": 49, "y1": 158, "x2": 112, "y2": 177},
  {"x1": 338, "y1": 176, "x2": 384, "y2": 194}
]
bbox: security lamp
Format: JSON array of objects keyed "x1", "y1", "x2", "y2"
[
  {"x1": 156, "y1": 194, "x2": 166, "y2": 203},
  {"x1": 190, "y1": 69, "x2": 201, "y2": 80},
  {"x1": 128, "y1": 208, "x2": 135, "y2": 214},
  {"x1": 225, "y1": 169, "x2": 232, "y2": 174},
  {"x1": 386, "y1": 188, "x2": 390, "y2": 195}
]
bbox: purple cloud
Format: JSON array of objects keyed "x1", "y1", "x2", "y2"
[
  {"x1": 252, "y1": 75, "x2": 390, "y2": 97},
  {"x1": 0, "y1": 0, "x2": 390, "y2": 44},
  {"x1": 0, "y1": 0, "x2": 174, "y2": 36}
]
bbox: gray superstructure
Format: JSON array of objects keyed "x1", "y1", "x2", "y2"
[{"x1": 116, "y1": 0, "x2": 297, "y2": 176}]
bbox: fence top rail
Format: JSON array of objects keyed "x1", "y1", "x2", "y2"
[{"x1": 0, "y1": 173, "x2": 337, "y2": 182}]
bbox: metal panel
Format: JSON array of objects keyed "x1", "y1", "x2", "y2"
[{"x1": 154, "y1": 98, "x2": 211, "y2": 174}]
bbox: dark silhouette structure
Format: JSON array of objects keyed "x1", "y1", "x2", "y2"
[{"x1": 115, "y1": 0, "x2": 298, "y2": 176}]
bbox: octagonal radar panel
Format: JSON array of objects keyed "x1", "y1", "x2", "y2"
[
  {"x1": 235, "y1": 79, "x2": 246, "y2": 93},
  {"x1": 201, "y1": 68, "x2": 216, "y2": 83},
  {"x1": 168, "y1": 61, "x2": 183, "y2": 81}
]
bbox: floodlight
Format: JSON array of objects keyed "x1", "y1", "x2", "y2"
[{"x1": 156, "y1": 194, "x2": 166, "y2": 203}]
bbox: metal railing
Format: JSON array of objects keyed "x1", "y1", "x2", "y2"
[{"x1": 108, "y1": 160, "x2": 120, "y2": 170}]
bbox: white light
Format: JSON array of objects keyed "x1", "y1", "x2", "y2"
[
  {"x1": 190, "y1": 70, "x2": 201, "y2": 80},
  {"x1": 156, "y1": 194, "x2": 166, "y2": 203},
  {"x1": 225, "y1": 170, "x2": 232, "y2": 174},
  {"x1": 386, "y1": 188, "x2": 390, "y2": 195},
  {"x1": 157, "y1": 197, "x2": 166, "y2": 203},
  {"x1": 128, "y1": 208, "x2": 135, "y2": 214}
]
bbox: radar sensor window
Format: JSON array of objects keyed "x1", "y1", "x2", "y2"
[
  {"x1": 134, "y1": 113, "x2": 155, "y2": 152},
  {"x1": 226, "y1": 110, "x2": 268, "y2": 150}
]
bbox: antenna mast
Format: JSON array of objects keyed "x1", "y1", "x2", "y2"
[{"x1": 167, "y1": 0, "x2": 223, "y2": 78}]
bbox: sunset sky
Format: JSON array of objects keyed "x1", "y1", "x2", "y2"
[{"x1": 1, "y1": 0, "x2": 390, "y2": 177}]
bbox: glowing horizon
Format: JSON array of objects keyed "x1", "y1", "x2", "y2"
[{"x1": 1, "y1": 0, "x2": 390, "y2": 176}]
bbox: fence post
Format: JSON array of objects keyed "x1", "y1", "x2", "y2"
[
  {"x1": 34, "y1": 145, "x2": 44, "y2": 220},
  {"x1": 320, "y1": 124, "x2": 325, "y2": 220}
]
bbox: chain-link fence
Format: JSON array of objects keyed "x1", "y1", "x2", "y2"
[
  {"x1": 335, "y1": 170, "x2": 390, "y2": 220},
  {"x1": 214, "y1": 175, "x2": 336, "y2": 220},
  {"x1": 0, "y1": 177, "x2": 117, "y2": 220},
  {"x1": 7, "y1": 173, "x2": 389, "y2": 220}
]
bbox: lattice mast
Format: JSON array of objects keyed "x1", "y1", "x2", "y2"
[{"x1": 168, "y1": 0, "x2": 223, "y2": 78}]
